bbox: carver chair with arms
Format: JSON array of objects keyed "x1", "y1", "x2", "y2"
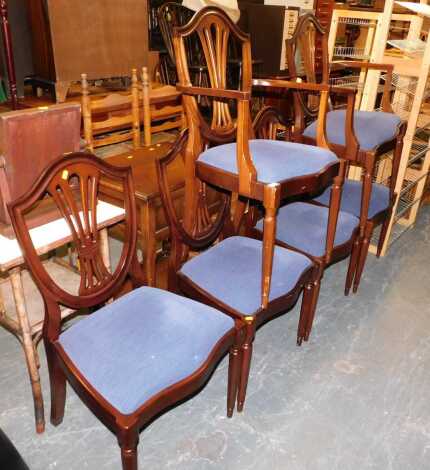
[
  {"x1": 284, "y1": 12, "x2": 407, "y2": 293},
  {"x1": 8, "y1": 153, "x2": 242, "y2": 470}
]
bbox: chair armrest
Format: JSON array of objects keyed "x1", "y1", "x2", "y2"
[
  {"x1": 333, "y1": 61, "x2": 394, "y2": 73},
  {"x1": 176, "y1": 84, "x2": 250, "y2": 101},
  {"x1": 331, "y1": 61, "x2": 393, "y2": 112},
  {"x1": 253, "y1": 78, "x2": 359, "y2": 157},
  {"x1": 252, "y1": 78, "x2": 357, "y2": 97}
]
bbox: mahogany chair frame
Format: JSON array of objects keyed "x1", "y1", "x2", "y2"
[
  {"x1": 156, "y1": 131, "x2": 317, "y2": 411},
  {"x1": 251, "y1": 106, "x2": 361, "y2": 339},
  {"x1": 8, "y1": 153, "x2": 242, "y2": 470},
  {"x1": 284, "y1": 13, "x2": 408, "y2": 292}
]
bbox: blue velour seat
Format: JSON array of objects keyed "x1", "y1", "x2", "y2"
[
  {"x1": 313, "y1": 179, "x2": 391, "y2": 219},
  {"x1": 255, "y1": 202, "x2": 359, "y2": 257},
  {"x1": 303, "y1": 110, "x2": 402, "y2": 151},
  {"x1": 179, "y1": 236, "x2": 313, "y2": 315},
  {"x1": 59, "y1": 286, "x2": 234, "y2": 415},
  {"x1": 198, "y1": 139, "x2": 338, "y2": 183}
]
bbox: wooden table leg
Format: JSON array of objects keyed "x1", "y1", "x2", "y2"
[
  {"x1": 9, "y1": 267, "x2": 45, "y2": 434},
  {"x1": 140, "y1": 203, "x2": 157, "y2": 287}
]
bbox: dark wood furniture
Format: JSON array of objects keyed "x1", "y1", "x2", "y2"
[
  {"x1": 0, "y1": 104, "x2": 81, "y2": 228},
  {"x1": 26, "y1": 0, "x2": 149, "y2": 102},
  {"x1": 157, "y1": 2, "x2": 195, "y2": 85},
  {"x1": 284, "y1": 13, "x2": 407, "y2": 293},
  {"x1": 0, "y1": 0, "x2": 18, "y2": 108},
  {"x1": 8, "y1": 152, "x2": 242, "y2": 470}
]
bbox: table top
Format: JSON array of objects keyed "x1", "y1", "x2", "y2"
[
  {"x1": 0, "y1": 201, "x2": 124, "y2": 272},
  {"x1": 103, "y1": 142, "x2": 185, "y2": 203}
]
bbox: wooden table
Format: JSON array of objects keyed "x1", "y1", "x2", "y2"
[
  {"x1": 0, "y1": 201, "x2": 124, "y2": 433},
  {"x1": 101, "y1": 142, "x2": 220, "y2": 287}
]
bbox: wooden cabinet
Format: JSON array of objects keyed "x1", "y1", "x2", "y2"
[{"x1": 26, "y1": 0, "x2": 149, "y2": 102}]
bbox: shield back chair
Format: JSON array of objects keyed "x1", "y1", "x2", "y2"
[
  {"x1": 158, "y1": 2, "x2": 208, "y2": 87},
  {"x1": 8, "y1": 153, "x2": 242, "y2": 470},
  {"x1": 81, "y1": 69, "x2": 141, "y2": 153},
  {"x1": 251, "y1": 106, "x2": 361, "y2": 342},
  {"x1": 284, "y1": 12, "x2": 407, "y2": 293},
  {"x1": 156, "y1": 130, "x2": 317, "y2": 414},
  {"x1": 169, "y1": 7, "x2": 347, "y2": 407}
]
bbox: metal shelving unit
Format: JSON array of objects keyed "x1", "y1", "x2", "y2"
[{"x1": 327, "y1": 2, "x2": 430, "y2": 256}]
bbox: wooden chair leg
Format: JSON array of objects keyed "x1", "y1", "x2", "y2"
[
  {"x1": 304, "y1": 268, "x2": 323, "y2": 342},
  {"x1": 297, "y1": 281, "x2": 313, "y2": 346},
  {"x1": 10, "y1": 268, "x2": 45, "y2": 434},
  {"x1": 119, "y1": 433, "x2": 139, "y2": 470},
  {"x1": 353, "y1": 221, "x2": 374, "y2": 293},
  {"x1": 227, "y1": 341, "x2": 241, "y2": 418},
  {"x1": 376, "y1": 216, "x2": 390, "y2": 258},
  {"x1": 237, "y1": 317, "x2": 255, "y2": 413},
  {"x1": 345, "y1": 235, "x2": 361, "y2": 296},
  {"x1": 45, "y1": 346, "x2": 67, "y2": 426}
]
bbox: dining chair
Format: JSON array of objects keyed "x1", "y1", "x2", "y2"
[
  {"x1": 158, "y1": 2, "x2": 208, "y2": 87},
  {"x1": 8, "y1": 152, "x2": 242, "y2": 470},
  {"x1": 284, "y1": 12, "x2": 407, "y2": 293},
  {"x1": 156, "y1": 130, "x2": 318, "y2": 413},
  {"x1": 172, "y1": 7, "x2": 357, "y2": 348},
  {"x1": 140, "y1": 66, "x2": 183, "y2": 147},
  {"x1": 251, "y1": 106, "x2": 361, "y2": 340},
  {"x1": 81, "y1": 70, "x2": 141, "y2": 152}
]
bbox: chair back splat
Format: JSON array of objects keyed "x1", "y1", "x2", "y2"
[{"x1": 9, "y1": 153, "x2": 141, "y2": 322}]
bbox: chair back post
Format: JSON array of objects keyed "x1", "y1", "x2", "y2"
[
  {"x1": 81, "y1": 73, "x2": 93, "y2": 152},
  {"x1": 8, "y1": 153, "x2": 144, "y2": 342},
  {"x1": 141, "y1": 66, "x2": 152, "y2": 147},
  {"x1": 131, "y1": 68, "x2": 140, "y2": 149}
]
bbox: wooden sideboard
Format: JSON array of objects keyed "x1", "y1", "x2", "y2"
[{"x1": 26, "y1": 0, "x2": 149, "y2": 102}]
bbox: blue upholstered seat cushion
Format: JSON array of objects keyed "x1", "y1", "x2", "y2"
[
  {"x1": 255, "y1": 202, "x2": 359, "y2": 257},
  {"x1": 59, "y1": 287, "x2": 234, "y2": 415},
  {"x1": 313, "y1": 179, "x2": 390, "y2": 219},
  {"x1": 180, "y1": 236, "x2": 313, "y2": 315},
  {"x1": 303, "y1": 110, "x2": 402, "y2": 151},
  {"x1": 198, "y1": 139, "x2": 338, "y2": 183}
]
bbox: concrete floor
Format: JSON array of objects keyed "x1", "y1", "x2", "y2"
[{"x1": 1, "y1": 207, "x2": 429, "y2": 470}]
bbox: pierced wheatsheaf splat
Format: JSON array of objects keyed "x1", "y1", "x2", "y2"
[
  {"x1": 47, "y1": 165, "x2": 112, "y2": 295},
  {"x1": 197, "y1": 20, "x2": 233, "y2": 131}
]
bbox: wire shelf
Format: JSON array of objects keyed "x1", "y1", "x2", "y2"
[
  {"x1": 333, "y1": 47, "x2": 370, "y2": 60},
  {"x1": 329, "y1": 75, "x2": 364, "y2": 90},
  {"x1": 337, "y1": 17, "x2": 377, "y2": 26}
]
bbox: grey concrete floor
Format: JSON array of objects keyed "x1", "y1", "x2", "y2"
[{"x1": 1, "y1": 208, "x2": 430, "y2": 470}]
